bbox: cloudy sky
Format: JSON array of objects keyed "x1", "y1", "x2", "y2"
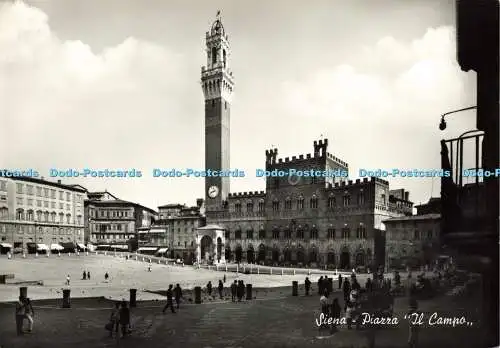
[{"x1": 1, "y1": 0, "x2": 477, "y2": 210}]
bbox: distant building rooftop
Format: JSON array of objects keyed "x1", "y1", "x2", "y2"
[{"x1": 383, "y1": 213, "x2": 441, "y2": 223}]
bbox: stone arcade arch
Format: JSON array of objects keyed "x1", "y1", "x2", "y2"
[
  {"x1": 284, "y1": 249, "x2": 292, "y2": 263},
  {"x1": 235, "y1": 245, "x2": 243, "y2": 263},
  {"x1": 339, "y1": 247, "x2": 351, "y2": 269},
  {"x1": 247, "y1": 244, "x2": 255, "y2": 263},
  {"x1": 327, "y1": 250, "x2": 336, "y2": 265},
  {"x1": 296, "y1": 247, "x2": 305, "y2": 264},
  {"x1": 195, "y1": 225, "x2": 226, "y2": 264},
  {"x1": 257, "y1": 244, "x2": 266, "y2": 263},
  {"x1": 355, "y1": 250, "x2": 365, "y2": 267},
  {"x1": 225, "y1": 246, "x2": 232, "y2": 262},
  {"x1": 272, "y1": 247, "x2": 280, "y2": 263}
]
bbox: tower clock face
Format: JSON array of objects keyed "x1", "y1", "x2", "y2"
[
  {"x1": 288, "y1": 174, "x2": 301, "y2": 186},
  {"x1": 208, "y1": 185, "x2": 219, "y2": 198}
]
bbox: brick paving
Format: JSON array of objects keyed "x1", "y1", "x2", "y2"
[{"x1": 0, "y1": 289, "x2": 485, "y2": 348}]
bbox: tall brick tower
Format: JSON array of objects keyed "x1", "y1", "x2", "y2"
[{"x1": 202, "y1": 12, "x2": 234, "y2": 213}]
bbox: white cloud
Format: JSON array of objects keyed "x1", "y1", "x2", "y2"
[
  {"x1": 0, "y1": 1, "x2": 476, "y2": 208},
  {"x1": 274, "y1": 26, "x2": 475, "y2": 204}
]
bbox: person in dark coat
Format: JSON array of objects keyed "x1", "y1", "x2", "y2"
[
  {"x1": 237, "y1": 280, "x2": 245, "y2": 301},
  {"x1": 230, "y1": 280, "x2": 237, "y2": 302},
  {"x1": 365, "y1": 278, "x2": 373, "y2": 292},
  {"x1": 218, "y1": 280, "x2": 224, "y2": 299},
  {"x1": 174, "y1": 284, "x2": 182, "y2": 309},
  {"x1": 318, "y1": 276, "x2": 324, "y2": 295},
  {"x1": 162, "y1": 285, "x2": 176, "y2": 313},
  {"x1": 304, "y1": 277, "x2": 311, "y2": 296},
  {"x1": 15, "y1": 296, "x2": 25, "y2": 336},
  {"x1": 338, "y1": 274, "x2": 343, "y2": 289},
  {"x1": 330, "y1": 298, "x2": 342, "y2": 333},
  {"x1": 206, "y1": 281, "x2": 213, "y2": 296},
  {"x1": 342, "y1": 278, "x2": 351, "y2": 308},
  {"x1": 82, "y1": 270, "x2": 87, "y2": 280},
  {"x1": 87, "y1": 271, "x2": 90, "y2": 280},
  {"x1": 118, "y1": 301, "x2": 130, "y2": 337}
]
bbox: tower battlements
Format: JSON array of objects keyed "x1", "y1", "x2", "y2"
[
  {"x1": 228, "y1": 191, "x2": 266, "y2": 198},
  {"x1": 325, "y1": 177, "x2": 389, "y2": 191}
]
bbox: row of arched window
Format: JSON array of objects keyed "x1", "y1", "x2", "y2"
[
  {"x1": 223, "y1": 225, "x2": 367, "y2": 240},
  {"x1": 13, "y1": 209, "x2": 80, "y2": 225},
  {"x1": 232, "y1": 192, "x2": 366, "y2": 213}
]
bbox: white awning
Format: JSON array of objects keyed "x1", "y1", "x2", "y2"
[
  {"x1": 156, "y1": 248, "x2": 168, "y2": 253},
  {"x1": 97, "y1": 244, "x2": 110, "y2": 247},
  {"x1": 111, "y1": 245, "x2": 128, "y2": 250},
  {"x1": 138, "y1": 247, "x2": 158, "y2": 251},
  {"x1": 50, "y1": 244, "x2": 64, "y2": 251},
  {"x1": 37, "y1": 244, "x2": 48, "y2": 251},
  {"x1": 77, "y1": 243, "x2": 87, "y2": 249},
  {"x1": 0, "y1": 243, "x2": 12, "y2": 248}
]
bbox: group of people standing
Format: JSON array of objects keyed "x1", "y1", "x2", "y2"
[
  {"x1": 107, "y1": 300, "x2": 131, "y2": 338},
  {"x1": 15, "y1": 296, "x2": 35, "y2": 336}
]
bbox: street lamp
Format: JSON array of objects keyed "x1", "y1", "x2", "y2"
[{"x1": 439, "y1": 106, "x2": 477, "y2": 130}]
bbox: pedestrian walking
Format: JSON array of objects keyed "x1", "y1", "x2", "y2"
[
  {"x1": 23, "y1": 298, "x2": 34, "y2": 333},
  {"x1": 318, "y1": 276, "x2": 324, "y2": 295},
  {"x1": 338, "y1": 274, "x2": 343, "y2": 289},
  {"x1": 162, "y1": 285, "x2": 176, "y2": 313},
  {"x1": 66, "y1": 274, "x2": 70, "y2": 286},
  {"x1": 237, "y1": 280, "x2": 245, "y2": 301},
  {"x1": 330, "y1": 298, "x2": 341, "y2": 333},
  {"x1": 223, "y1": 274, "x2": 226, "y2": 283},
  {"x1": 174, "y1": 284, "x2": 182, "y2": 309},
  {"x1": 119, "y1": 301, "x2": 131, "y2": 338},
  {"x1": 342, "y1": 278, "x2": 351, "y2": 307},
  {"x1": 319, "y1": 290, "x2": 330, "y2": 330},
  {"x1": 15, "y1": 296, "x2": 25, "y2": 336},
  {"x1": 108, "y1": 302, "x2": 120, "y2": 337},
  {"x1": 105, "y1": 272, "x2": 109, "y2": 281},
  {"x1": 206, "y1": 281, "x2": 213, "y2": 296},
  {"x1": 218, "y1": 280, "x2": 224, "y2": 299},
  {"x1": 305, "y1": 277, "x2": 311, "y2": 296},
  {"x1": 87, "y1": 271, "x2": 90, "y2": 280},
  {"x1": 407, "y1": 298, "x2": 420, "y2": 348},
  {"x1": 230, "y1": 280, "x2": 237, "y2": 302},
  {"x1": 82, "y1": 270, "x2": 87, "y2": 280}
]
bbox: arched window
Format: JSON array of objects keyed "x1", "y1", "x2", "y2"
[
  {"x1": 342, "y1": 226, "x2": 350, "y2": 239},
  {"x1": 310, "y1": 227, "x2": 318, "y2": 239},
  {"x1": 356, "y1": 224, "x2": 367, "y2": 239},
  {"x1": 272, "y1": 199, "x2": 280, "y2": 212},
  {"x1": 258, "y1": 199, "x2": 265, "y2": 212},
  {"x1": 211, "y1": 47, "x2": 217, "y2": 64},
  {"x1": 328, "y1": 195, "x2": 336, "y2": 208},
  {"x1": 297, "y1": 196, "x2": 304, "y2": 210},
  {"x1": 297, "y1": 228, "x2": 304, "y2": 239},
  {"x1": 328, "y1": 227, "x2": 335, "y2": 239},
  {"x1": 272, "y1": 227, "x2": 280, "y2": 239},
  {"x1": 235, "y1": 201, "x2": 241, "y2": 213},
  {"x1": 259, "y1": 228, "x2": 266, "y2": 239},
  {"x1": 223, "y1": 49, "x2": 227, "y2": 67},
  {"x1": 310, "y1": 195, "x2": 318, "y2": 209},
  {"x1": 235, "y1": 229, "x2": 242, "y2": 239},
  {"x1": 246, "y1": 229, "x2": 254, "y2": 239},
  {"x1": 284, "y1": 228, "x2": 291, "y2": 239},
  {"x1": 284, "y1": 197, "x2": 292, "y2": 210},
  {"x1": 246, "y1": 200, "x2": 254, "y2": 212}
]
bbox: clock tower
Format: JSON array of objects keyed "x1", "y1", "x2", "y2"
[{"x1": 202, "y1": 12, "x2": 234, "y2": 212}]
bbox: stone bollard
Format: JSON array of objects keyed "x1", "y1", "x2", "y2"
[
  {"x1": 86, "y1": 251, "x2": 89, "y2": 256},
  {"x1": 68, "y1": 253, "x2": 71, "y2": 257},
  {"x1": 62, "y1": 289, "x2": 71, "y2": 308},
  {"x1": 47, "y1": 253, "x2": 50, "y2": 257},
  {"x1": 35, "y1": 253, "x2": 38, "y2": 258},
  {"x1": 270, "y1": 268, "x2": 273, "y2": 275},
  {"x1": 7, "y1": 253, "x2": 11, "y2": 259},
  {"x1": 281, "y1": 268, "x2": 284, "y2": 276},
  {"x1": 158, "y1": 259, "x2": 160, "y2": 264},
  {"x1": 77, "y1": 251, "x2": 79, "y2": 256},
  {"x1": 225, "y1": 265, "x2": 228, "y2": 272},
  {"x1": 246, "y1": 284, "x2": 252, "y2": 300},
  {"x1": 104, "y1": 251, "x2": 107, "y2": 256},
  {"x1": 293, "y1": 269, "x2": 296, "y2": 275},
  {"x1": 129, "y1": 289, "x2": 137, "y2": 307},
  {"x1": 58, "y1": 252, "x2": 61, "y2": 257},
  {"x1": 236, "y1": 264, "x2": 239, "y2": 273},
  {"x1": 22, "y1": 253, "x2": 26, "y2": 258},
  {"x1": 194, "y1": 286, "x2": 202, "y2": 304},
  {"x1": 292, "y1": 281, "x2": 298, "y2": 296},
  {"x1": 257, "y1": 267, "x2": 260, "y2": 274},
  {"x1": 135, "y1": 256, "x2": 138, "y2": 260},
  {"x1": 20, "y1": 287, "x2": 28, "y2": 299},
  {"x1": 142, "y1": 257, "x2": 145, "y2": 262}
]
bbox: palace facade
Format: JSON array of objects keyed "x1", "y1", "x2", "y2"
[
  {"x1": 0, "y1": 176, "x2": 87, "y2": 254},
  {"x1": 196, "y1": 15, "x2": 413, "y2": 269}
]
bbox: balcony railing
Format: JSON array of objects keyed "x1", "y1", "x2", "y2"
[{"x1": 441, "y1": 131, "x2": 488, "y2": 249}]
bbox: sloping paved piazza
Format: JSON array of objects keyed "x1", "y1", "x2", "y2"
[{"x1": 0, "y1": 291, "x2": 484, "y2": 348}]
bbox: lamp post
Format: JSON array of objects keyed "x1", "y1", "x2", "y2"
[{"x1": 438, "y1": 106, "x2": 477, "y2": 130}]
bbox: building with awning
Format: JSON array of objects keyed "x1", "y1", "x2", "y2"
[
  {"x1": 60, "y1": 242, "x2": 76, "y2": 252},
  {"x1": 110, "y1": 244, "x2": 129, "y2": 251},
  {"x1": 137, "y1": 246, "x2": 158, "y2": 255},
  {"x1": 155, "y1": 247, "x2": 168, "y2": 256},
  {"x1": 50, "y1": 244, "x2": 64, "y2": 251},
  {"x1": 0, "y1": 243, "x2": 12, "y2": 254},
  {"x1": 37, "y1": 244, "x2": 48, "y2": 252}
]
